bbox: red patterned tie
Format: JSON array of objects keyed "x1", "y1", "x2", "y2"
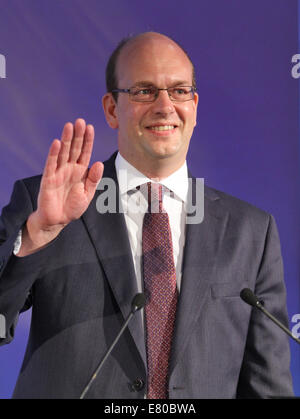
[{"x1": 142, "y1": 182, "x2": 178, "y2": 399}]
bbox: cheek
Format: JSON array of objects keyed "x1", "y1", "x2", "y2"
[
  {"x1": 176, "y1": 103, "x2": 196, "y2": 125},
  {"x1": 117, "y1": 107, "x2": 143, "y2": 133},
  {"x1": 185, "y1": 107, "x2": 197, "y2": 128}
]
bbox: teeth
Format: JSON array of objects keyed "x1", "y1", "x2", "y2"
[{"x1": 149, "y1": 125, "x2": 175, "y2": 131}]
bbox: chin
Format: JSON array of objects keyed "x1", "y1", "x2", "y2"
[{"x1": 146, "y1": 141, "x2": 184, "y2": 160}]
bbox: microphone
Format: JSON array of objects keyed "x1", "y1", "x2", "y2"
[
  {"x1": 79, "y1": 293, "x2": 146, "y2": 399},
  {"x1": 240, "y1": 288, "x2": 300, "y2": 345}
]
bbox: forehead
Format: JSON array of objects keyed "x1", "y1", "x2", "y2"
[{"x1": 116, "y1": 36, "x2": 193, "y2": 87}]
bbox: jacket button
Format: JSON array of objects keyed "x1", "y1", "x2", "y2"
[{"x1": 131, "y1": 378, "x2": 145, "y2": 392}]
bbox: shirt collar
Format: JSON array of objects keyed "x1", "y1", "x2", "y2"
[{"x1": 115, "y1": 152, "x2": 189, "y2": 204}]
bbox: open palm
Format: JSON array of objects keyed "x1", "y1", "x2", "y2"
[{"x1": 35, "y1": 119, "x2": 103, "y2": 229}]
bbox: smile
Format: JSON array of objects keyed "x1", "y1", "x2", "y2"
[{"x1": 147, "y1": 125, "x2": 176, "y2": 131}]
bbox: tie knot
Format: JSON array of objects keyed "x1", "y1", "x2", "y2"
[{"x1": 147, "y1": 182, "x2": 163, "y2": 213}]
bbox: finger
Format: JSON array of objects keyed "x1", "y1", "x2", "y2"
[
  {"x1": 77, "y1": 124, "x2": 95, "y2": 167},
  {"x1": 43, "y1": 139, "x2": 61, "y2": 178},
  {"x1": 68, "y1": 118, "x2": 86, "y2": 163},
  {"x1": 57, "y1": 122, "x2": 74, "y2": 168},
  {"x1": 85, "y1": 162, "x2": 104, "y2": 200}
]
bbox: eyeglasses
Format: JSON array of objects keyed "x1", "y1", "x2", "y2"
[{"x1": 111, "y1": 85, "x2": 196, "y2": 102}]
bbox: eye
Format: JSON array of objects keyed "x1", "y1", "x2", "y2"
[
  {"x1": 173, "y1": 87, "x2": 189, "y2": 95},
  {"x1": 133, "y1": 87, "x2": 155, "y2": 96},
  {"x1": 139, "y1": 89, "x2": 152, "y2": 95}
]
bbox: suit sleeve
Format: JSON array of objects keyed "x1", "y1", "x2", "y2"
[
  {"x1": 237, "y1": 214, "x2": 294, "y2": 398},
  {"x1": 0, "y1": 180, "x2": 34, "y2": 344},
  {"x1": 0, "y1": 178, "x2": 55, "y2": 345}
]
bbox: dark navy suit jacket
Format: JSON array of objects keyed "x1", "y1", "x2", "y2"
[{"x1": 0, "y1": 152, "x2": 294, "y2": 398}]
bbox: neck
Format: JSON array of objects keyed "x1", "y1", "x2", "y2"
[{"x1": 119, "y1": 151, "x2": 185, "y2": 181}]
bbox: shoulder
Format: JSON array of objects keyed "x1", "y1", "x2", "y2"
[
  {"x1": 204, "y1": 184, "x2": 273, "y2": 229},
  {"x1": 16, "y1": 175, "x2": 42, "y2": 201}
]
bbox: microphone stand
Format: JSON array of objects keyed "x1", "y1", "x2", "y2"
[{"x1": 80, "y1": 293, "x2": 146, "y2": 399}]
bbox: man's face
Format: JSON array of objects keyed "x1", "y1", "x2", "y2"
[{"x1": 106, "y1": 36, "x2": 198, "y2": 175}]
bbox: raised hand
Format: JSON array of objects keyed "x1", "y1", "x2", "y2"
[{"x1": 18, "y1": 119, "x2": 103, "y2": 256}]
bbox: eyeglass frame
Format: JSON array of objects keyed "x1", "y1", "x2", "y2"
[{"x1": 111, "y1": 85, "x2": 197, "y2": 103}]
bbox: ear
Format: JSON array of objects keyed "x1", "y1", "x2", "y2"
[
  {"x1": 102, "y1": 93, "x2": 119, "y2": 129},
  {"x1": 193, "y1": 92, "x2": 199, "y2": 127}
]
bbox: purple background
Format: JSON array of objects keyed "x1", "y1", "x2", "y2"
[{"x1": 0, "y1": 0, "x2": 299, "y2": 398}]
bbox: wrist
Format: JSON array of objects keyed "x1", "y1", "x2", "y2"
[
  {"x1": 27, "y1": 211, "x2": 66, "y2": 237},
  {"x1": 17, "y1": 212, "x2": 66, "y2": 257}
]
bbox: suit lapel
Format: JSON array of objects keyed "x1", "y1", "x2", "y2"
[
  {"x1": 82, "y1": 152, "x2": 146, "y2": 367},
  {"x1": 169, "y1": 181, "x2": 230, "y2": 374},
  {"x1": 81, "y1": 155, "x2": 230, "y2": 376}
]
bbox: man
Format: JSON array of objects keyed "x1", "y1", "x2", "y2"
[{"x1": 0, "y1": 32, "x2": 294, "y2": 398}]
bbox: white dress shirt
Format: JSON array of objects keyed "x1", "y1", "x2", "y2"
[
  {"x1": 14, "y1": 153, "x2": 189, "y2": 295},
  {"x1": 115, "y1": 152, "x2": 189, "y2": 294}
]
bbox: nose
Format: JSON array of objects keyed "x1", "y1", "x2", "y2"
[{"x1": 152, "y1": 89, "x2": 175, "y2": 116}]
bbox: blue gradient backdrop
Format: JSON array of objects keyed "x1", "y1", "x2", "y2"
[{"x1": 0, "y1": 0, "x2": 299, "y2": 398}]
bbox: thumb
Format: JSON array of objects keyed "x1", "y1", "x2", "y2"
[{"x1": 85, "y1": 162, "x2": 104, "y2": 200}]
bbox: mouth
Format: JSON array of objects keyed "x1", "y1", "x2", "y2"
[
  {"x1": 145, "y1": 124, "x2": 178, "y2": 134},
  {"x1": 147, "y1": 125, "x2": 176, "y2": 131}
]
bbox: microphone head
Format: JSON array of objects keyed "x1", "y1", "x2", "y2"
[
  {"x1": 131, "y1": 293, "x2": 146, "y2": 313},
  {"x1": 240, "y1": 288, "x2": 260, "y2": 308}
]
